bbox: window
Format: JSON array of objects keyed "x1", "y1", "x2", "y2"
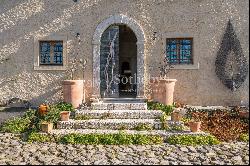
[
  {"x1": 40, "y1": 41, "x2": 63, "y2": 65},
  {"x1": 166, "y1": 38, "x2": 193, "y2": 64},
  {"x1": 34, "y1": 33, "x2": 67, "y2": 70}
]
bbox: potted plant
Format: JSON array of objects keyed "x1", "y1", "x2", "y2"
[
  {"x1": 40, "y1": 121, "x2": 53, "y2": 133},
  {"x1": 38, "y1": 103, "x2": 49, "y2": 116},
  {"x1": 188, "y1": 112, "x2": 202, "y2": 132},
  {"x1": 171, "y1": 110, "x2": 182, "y2": 122},
  {"x1": 63, "y1": 33, "x2": 87, "y2": 108},
  {"x1": 189, "y1": 121, "x2": 201, "y2": 132},
  {"x1": 239, "y1": 110, "x2": 249, "y2": 119},
  {"x1": 60, "y1": 111, "x2": 71, "y2": 121},
  {"x1": 235, "y1": 106, "x2": 249, "y2": 119}
]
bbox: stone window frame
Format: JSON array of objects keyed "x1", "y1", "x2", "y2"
[
  {"x1": 164, "y1": 33, "x2": 199, "y2": 70},
  {"x1": 34, "y1": 33, "x2": 68, "y2": 70}
]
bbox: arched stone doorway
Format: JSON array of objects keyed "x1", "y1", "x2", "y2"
[{"x1": 92, "y1": 14, "x2": 145, "y2": 99}]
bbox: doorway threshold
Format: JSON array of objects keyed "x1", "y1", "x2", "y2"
[{"x1": 102, "y1": 98, "x2": 146, "y2": 103}]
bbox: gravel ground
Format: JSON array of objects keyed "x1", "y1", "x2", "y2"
[
  {"x1": 0, "y1": 107, "x2": 27, "y2": 125},
  {"x1": 0, "y1": 133, "x2": 249, "y2": 165}
]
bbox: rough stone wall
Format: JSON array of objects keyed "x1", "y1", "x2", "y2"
[{"x1": 0, "y1": 0, "x2": 249, "y2": 106}]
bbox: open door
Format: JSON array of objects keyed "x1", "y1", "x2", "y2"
[{"x1": 100, "y1": 25, "x2": 120, "y2": 98}]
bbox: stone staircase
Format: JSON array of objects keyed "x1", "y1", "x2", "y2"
[{"x1": 51, "y1": 101, "x2": 207, "y2": 138}]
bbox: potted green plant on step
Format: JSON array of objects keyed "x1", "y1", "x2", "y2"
[
  {"x1": 189, "y1": 112, "x2": 202, "y2": 132},
  {"x1": 60, "y1": 111, "x2": 70, "y2": 121},
  {"x1": 171, "y1": 110, "x2": 182, "y2": 122}
]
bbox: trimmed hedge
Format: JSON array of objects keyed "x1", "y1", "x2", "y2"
[
  {"x1": 167, "y1": 135, "x2": 220, "y2": 146},
  {"x1": 27, "y1": 132, "x2": 164, "y2": 145}
]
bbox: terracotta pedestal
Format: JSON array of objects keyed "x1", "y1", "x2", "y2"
[
  {"x1": 151, "y1": 79, "x2": 177, "y2": 105},
  {"x1": 62, "y1": 80, "x2": 84, "y2": 108},
  {"x1": 60, "y1": 111, "x2": 71, "y2": 121},
  {"x1": 41, "y1": 122, "x2": 53, "y2": 133}
]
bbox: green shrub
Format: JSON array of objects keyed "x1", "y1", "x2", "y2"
[
  {"x1": 0, "y1": 117, "x2": 31, "y2": 133},
  {"x1": 26, "y1": 131, "x2": 164, "y2": 145},
  {"x1": 147, "y1": 101, "x2": 174, "y2": 115},
  {"x1": 42, "y1": 102, "x2": 74, "y2": 125},
  {"x1": 54, "y1": 102, "x2": 74, "y2": 113},
  {"x1": 160, "y1": 113, "x2": 170, "y2": 130},
  {"x1": 0, "y1": 109, "x2": 42, "y2": 133},
  {"x1": 27, "y1": 132, "x2": 56, "y2": 143},
  {"x1": 43, "y1": 105, "x2": 62, "y2": 124},
  {"x1": 134, "y1": 124, "x2": 153, "y2": 131},
  {"x1": 167, "y1": 135, "x2": 220, "y2": 146},
  {"x1": 171, "y1": 125, "x2": 185, "y2": 131},
  {"x1": 0, "y1": 103, "x2": 74, "y2": 134},
  {"x1": 118, "y1": 125, "x2": 129, "y2": 130},
  {"x1": 239, "y1": 133, "x2": 249, "y2": 142},
  {"x1": 24, "y1": 109, "x2": 42, "y2": 131},
  {"x1": 100, "y1": 112, "x2": 112, "y2": 119},
  {"x1": 181, "y1": 117, "x2": 192, "y2": 124},
  {"x1": 113, "y1": 132, "x2": 134, "y2": 145}
]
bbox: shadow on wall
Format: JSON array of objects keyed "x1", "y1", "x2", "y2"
[
  {"x1": 0, "y1": 0, "x2": 103, "y2": 63},
  {"x1": 0, "y1": 0, "x2": 45, "y2": 33},
  {"x1": 0, "y1": 76, "x2": 65, "y2": 108},
  {"x1": 29, "y1": 86, "x2": 63, "y2": 107},
  {"x1": 5, "y1": 86, "x2": 63, "y2": 108},
  {"x1": 0, "y1": 0, "x2": 104, "y2": 106}
]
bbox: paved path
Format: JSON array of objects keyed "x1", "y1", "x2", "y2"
[{"x1": 0, "y1": 133, "x2": 249, "y2": 165}]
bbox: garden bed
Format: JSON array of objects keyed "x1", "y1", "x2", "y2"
[{"x1": 186, "y1": 107, "x2": 249, "y2": 142}]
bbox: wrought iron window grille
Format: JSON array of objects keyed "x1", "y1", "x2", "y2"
[
  {"x1": 166, "y1": 38, "x2": 193, "y2": 65},
  {"x1": 39, "y1": 41, "x2": 63, "y2": 66}
]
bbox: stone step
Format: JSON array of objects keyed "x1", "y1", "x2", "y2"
[
  {"x1": 91, "y1": 102, "x2": 147, "y2": 110},
  {"x1": 101, "y1": 98, "x2": 146, "y2": 103},
  {"x1": 47, "y1": 129, "x2": 208, "y2": 138},
  {"x1": 57, "y1": 119, "x2": 184, "y2": 130},
  {"x1": 75, "y1": 110, "x2": 165, "y2": 119}
]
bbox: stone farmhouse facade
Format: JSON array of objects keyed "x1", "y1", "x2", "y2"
[{"x1": 0, "y1": 0, "x2": 249, "y2": 107}]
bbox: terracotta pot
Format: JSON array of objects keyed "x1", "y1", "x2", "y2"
[
  {"x1": 239, "y1": 111, "x2": 249, "y2": 119},
  {"x1": 189, "y1": 121, "x2": 201, "y2": 132},
  {"x1": 171, "y1": 112, "x2": 182, "y2": 122},
  {"x1": 41, "y1": 122, "x2": 53, "y2": 133},
  {"x1": 60, "y1": 111, "x2": 70, "y2": 121},
  {"x1": 62, "y1": 80, "x2": 84, "y2": 108},
  {"x1": 38, "y1": 104, "x2": 48, "y2": 116},
  {"x1": 151, "y1": 78, "x2": 177, "y2": 105}
]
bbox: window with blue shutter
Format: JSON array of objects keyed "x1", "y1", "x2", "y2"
[{"x1": 166, "y1": 38, "x2": 193, "y2": 64}]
